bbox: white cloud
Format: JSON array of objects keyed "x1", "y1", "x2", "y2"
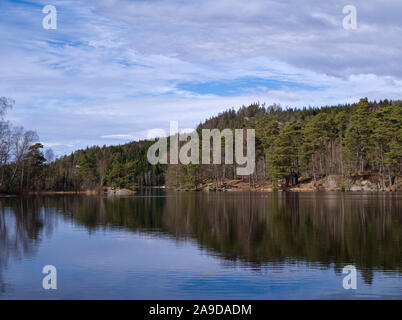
[{"x1": 100, "y1": 134, "x2": 136, "y2": 140}]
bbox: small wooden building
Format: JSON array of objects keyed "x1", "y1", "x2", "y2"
[{"x1": 285, "y1": 172, "x2": 299, "y2": 186}]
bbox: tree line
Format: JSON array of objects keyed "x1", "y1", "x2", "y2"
[
  {"x1": 0, "y1": 96, "x2": 401, "y2": 193},
  {"x1": 0, "y1": 97, "x2": 49, "y2": 193},
  {"x1": 0, "y1": 97, "x2": 164, "y2": 193},
  {"x1": 167, "y1": 98, "x2": 401, "y2": 190}
]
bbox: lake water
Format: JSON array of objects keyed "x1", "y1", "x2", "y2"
[{"x1": 0, "y1": 191, "x2": 401, "y2": 299}]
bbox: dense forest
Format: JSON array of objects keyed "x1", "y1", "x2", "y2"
[
  {"x1": 167, "y1": 97, "x2": 401, "y2": 190},
  {"x1": 0, "y1": 96, "x2": 401, "y2": 193}
]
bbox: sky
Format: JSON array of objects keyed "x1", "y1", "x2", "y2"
[{"x1": 1, "y1": 0, "x2": 402, "y2": 155}]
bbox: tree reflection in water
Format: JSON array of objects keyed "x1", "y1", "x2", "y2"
[
  {"x1": 0, "y1": 197, "x2": 57, "y2": 292},
  {"x1": 0, "y1": 191, "x2": 400, "y2": 290}
]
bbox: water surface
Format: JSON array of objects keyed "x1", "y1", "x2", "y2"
[{"x1": 0, "y1": 191, "x2": 401, "y2": 299}]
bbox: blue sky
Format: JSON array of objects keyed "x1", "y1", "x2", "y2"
[{"x1": 1, "y1": 0, "x2": 402, "y2": 155}]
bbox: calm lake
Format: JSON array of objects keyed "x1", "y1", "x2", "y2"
[{"x1": 0, "y1": 191, "x2": 401, "y2": 299}]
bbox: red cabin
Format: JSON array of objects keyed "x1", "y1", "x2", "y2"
[{"x1": 285, "y1": 172, "x2": 299, "y2": 186}]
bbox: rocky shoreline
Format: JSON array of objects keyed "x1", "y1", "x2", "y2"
[
  {"x1": 175, "y1": 175, "x2": 400, "y2": 192},
  {"x1": 2, "y1": 174, "x2": 399, "y2": 196}
]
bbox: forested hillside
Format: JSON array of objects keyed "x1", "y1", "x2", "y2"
[
  {"x1": 0, "y1": 97, "x2": 401, "y2": 193},
  {"x1": 167, "y1": 98, "x2": 401, "y2": 190}
]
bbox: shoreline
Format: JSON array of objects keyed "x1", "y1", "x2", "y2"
[
  {"x1": 172, "y1": 174, "x2": 400, "y2": 193},
  {"x1": 2, "y1": 174, "x2": 400, "y2": 196}
]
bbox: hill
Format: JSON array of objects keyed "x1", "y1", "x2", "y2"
[{"x1": 0, "y1": 97, "x2": 401, "y2": 193}]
